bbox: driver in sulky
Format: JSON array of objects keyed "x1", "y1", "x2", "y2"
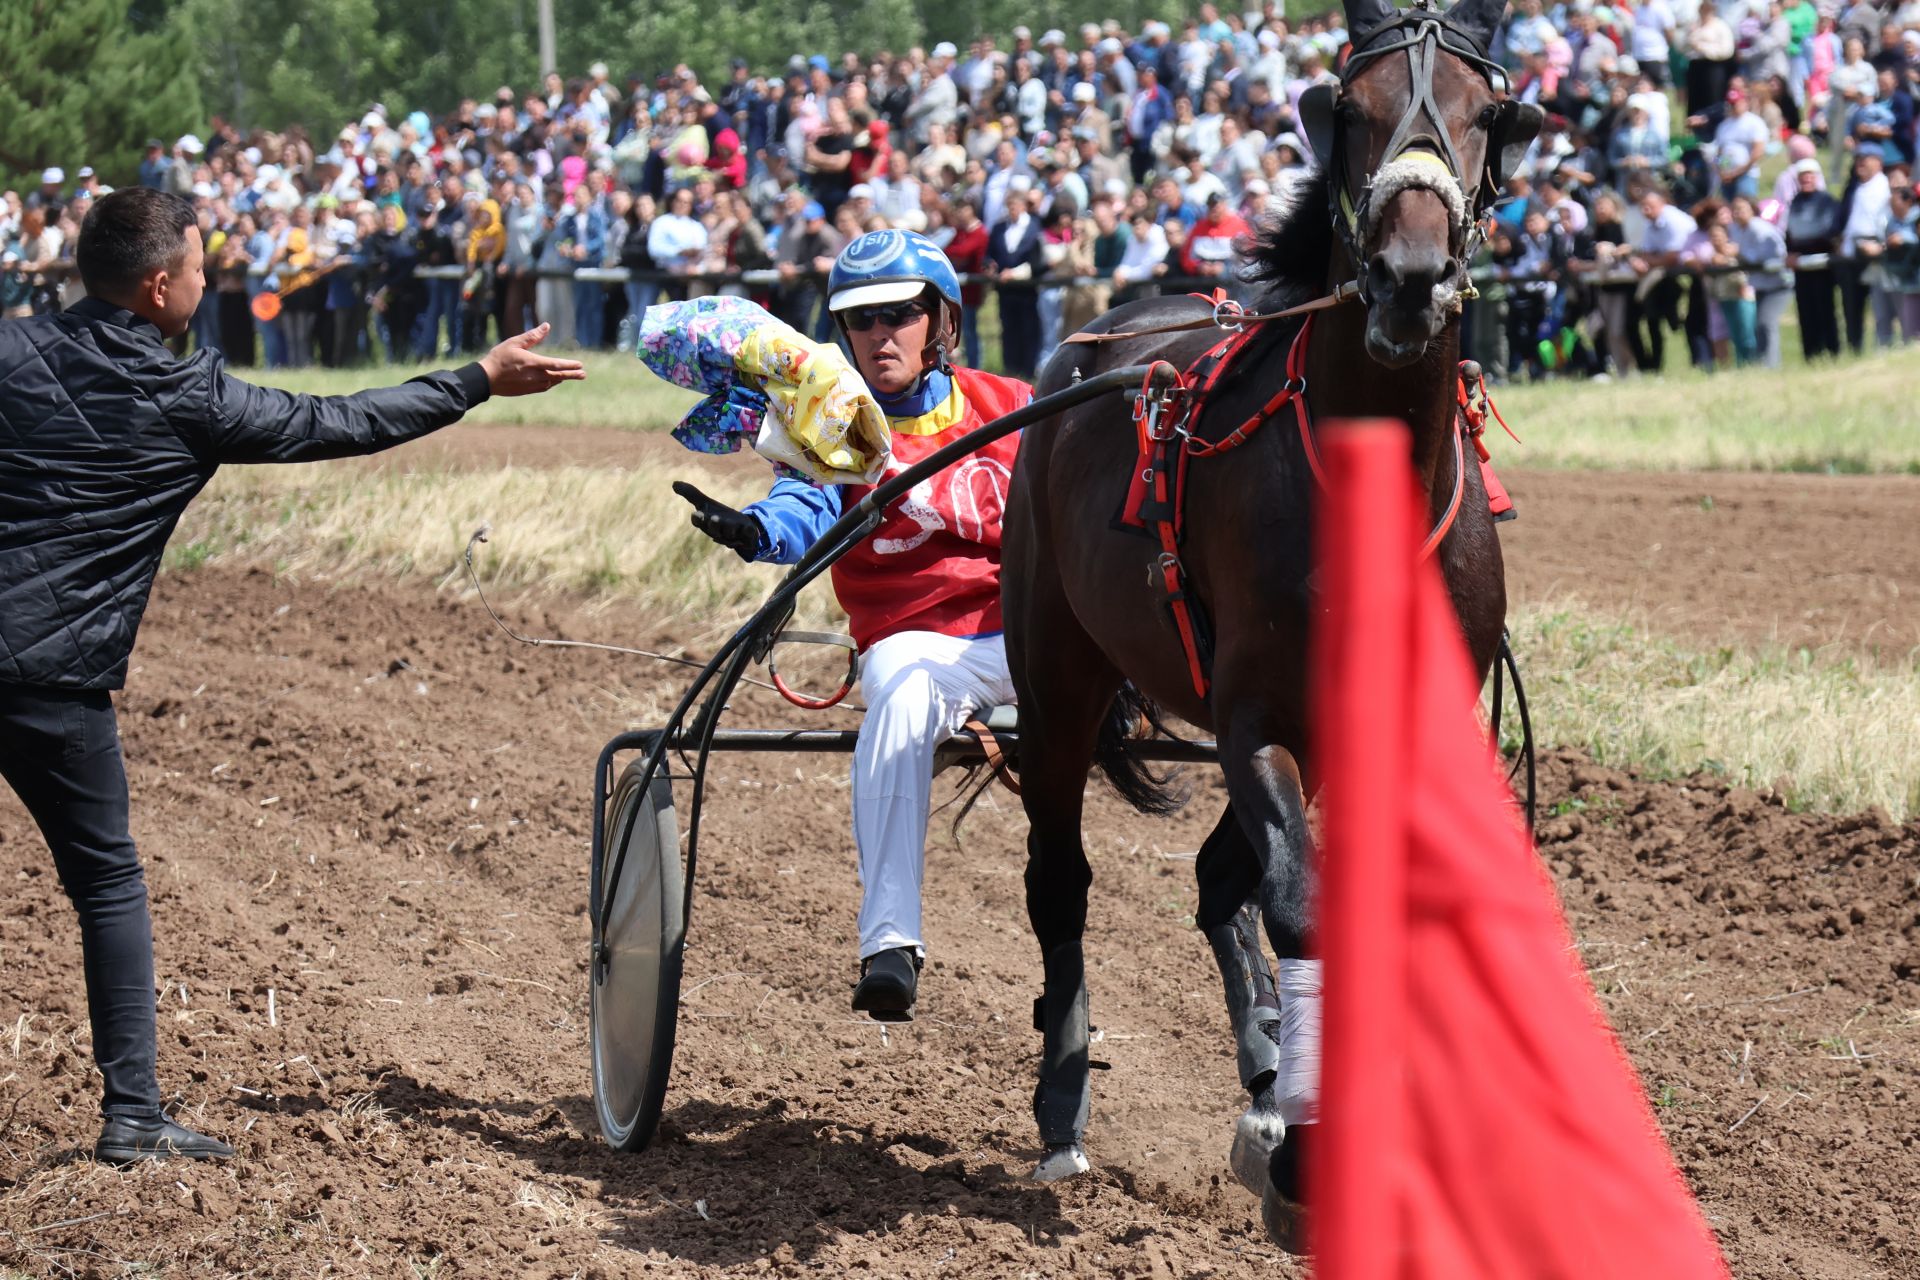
[{"x1": 674, "y1": 230, "x2": 1032, "y2": 1021}]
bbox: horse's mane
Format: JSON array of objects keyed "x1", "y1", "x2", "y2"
[{"x1": 1242, "y1": 169, "x2": 1337, "y2": 311}]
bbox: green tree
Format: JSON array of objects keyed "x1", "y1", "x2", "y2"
[
  {"x1": 0, "y1": 0, "x2": 203, "y2": 189},
  {"x1": 179, "y1": 0, "x2": 408, "y2": 136}
]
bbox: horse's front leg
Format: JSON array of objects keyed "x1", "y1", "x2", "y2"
[
  {"x1": 1214, "y1": 707, "x2": 1319, "y2": 1254},
  {"x1": 1194, "y1": 806, "x2": 1290, "y2": 1196}
]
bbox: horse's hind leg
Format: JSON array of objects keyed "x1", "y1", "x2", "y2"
[
  {"x1": 1003, "y1": 527, "x2": 1117, "y2": 1182},
  {"x1": 1194, "y1": 808, "x2": 1288, "y2": 1195},
  {"x1": 1011, "y1": 639, "x2": 1117, "y2": 1181}
]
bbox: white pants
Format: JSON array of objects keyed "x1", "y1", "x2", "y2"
[{"x1": 852, "y1": 631, "x2": 1017, "y2": 960}]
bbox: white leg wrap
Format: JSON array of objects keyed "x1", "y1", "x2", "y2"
[{"x1": 1272, "y1": 958, "x2": 1322, "y2": 1127}]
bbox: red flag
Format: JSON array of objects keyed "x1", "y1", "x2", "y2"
[{"x1": 1310, "y1": 420, "x2": 1728, "y2": 1279}]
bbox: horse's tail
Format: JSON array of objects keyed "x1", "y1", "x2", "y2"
[
  {"x1": 1091, "y1": 683, "x2": 1189, "y2": 816},
  {"x1": 945, "y1": 682, "x2": 1187, "y2": 835}
]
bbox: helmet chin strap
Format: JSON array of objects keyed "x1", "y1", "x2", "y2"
[{"x1": 926, "y1": 297, "x2": 962, "y2": 375}]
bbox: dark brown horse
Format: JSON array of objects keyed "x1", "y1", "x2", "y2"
[{"x1": 1000, "y1": 0, "x2": 1542, "y2": 1247}]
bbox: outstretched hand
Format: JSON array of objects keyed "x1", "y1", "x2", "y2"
[
  {"x1": 479, "y1": 323, "x2": 587, "y2": 397},
  {"x1": 672, "y1": 481, "x2": 763, "y2": 562}
]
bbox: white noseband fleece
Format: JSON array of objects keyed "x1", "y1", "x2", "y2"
[{"x1": 1359, "y1": 150, "x2": 1467, "y2": 242}]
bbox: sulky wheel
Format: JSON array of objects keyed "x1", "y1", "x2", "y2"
[{"x1": 590, "y1": 759, "x2": 686, "y2": 1151}]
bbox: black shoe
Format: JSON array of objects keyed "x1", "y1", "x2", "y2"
[
  {"x1": 851, "y1": 947, "x2": 921, "y2": 1022},
  {"x1": 95, "y1": 1114, "x2": 234, "y2": 1164}
]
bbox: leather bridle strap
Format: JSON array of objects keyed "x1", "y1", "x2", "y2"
[
  {"x1": 1061, "y1": 280, "x2": 1361, "y2": 346},
  {"x1": 963, "y1": 718, "x2": 1022, "y2": 795},
  {"x1": 1344, "y1": 22, "x2": 1470, "y2": 230},
  {"x1": 1327, "y1": 10, "x2": 1510, "y2": 300}
]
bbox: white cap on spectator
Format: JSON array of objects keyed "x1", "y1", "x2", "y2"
[
  {"x1": 42, "y1": 167, "x2": 64, "y2": 184},
  {"x1": 1246, "y1": 177, "x2": 1271, "y2": 195},
  {"x1": 590, "y1": 60, "x2": 609, "y2": 78},
  {"x1": 177, "y1": 134, "x2": 204, "y2": 154},
  {"x1": 1274, "y1": 132, "x2": 1304, "y2": 152},
  {"x1": 1615, "y1": 54, "x2": 1639, "y2": 76},
  {"x1": 932, "y1": 40, "x2": 957, "y2": 59},
  {"x1": 1013, "y1": 24, "x2": 1031, "y2": 39},
  {"x1": 1072, "y1": 81, "x2": 1097, "y2": 102},
  {"x1": 1098, "y1": 36, "x2": 1124, "y2": 54},
  {"x1": 244, "y1": 146, "x2": 262, "y2": 164},
  {"x1": 192, "y1": 181, "x2": 216, "y2": 199},
  {"x1": 848, "y1": 183, "x2": 874, "y2": 200},
  {"x1": 476, "y1": 103, "x2": 497, "y2": 118},
  {"x1": 1104, "y1": 177, "x2": 1130, "y2": 198},
  {"x1": 362, "y1": 111, "x2": 384, "y2": 129},
  {"x1": 1080, "y1": 22, "x2": 1100, "y2": 39},
  {"x1": 1009, "y1": 174, "x2": 1034, "y2": 193},
  {"x1": 1144, "y1": 20, "x2": 1171, "y2": 38},
  {"x1": 256, "y1": 163, "x2": 282, "y2": 184},
  {"x1": 78, "y1": 166, "x2": 94, "y2": 178},
  {"x1": 1259, "y1": 29, "x2": 1282, "y2": 49},
  {"x1": 1040, "y1": 28, "x2": 1066, "y2": 46}
]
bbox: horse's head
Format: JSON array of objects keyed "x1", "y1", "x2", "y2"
[{"x1": 1299, "y1": 0, "x2": 1543, "y2": 367}]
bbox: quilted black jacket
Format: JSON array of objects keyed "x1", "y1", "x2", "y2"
[{"x1": 0, "y1": 297, "x2": 491, "y2": 689}]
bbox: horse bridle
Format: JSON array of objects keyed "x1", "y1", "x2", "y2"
[{"x1": 1303, "y1": 3, "x2": 1520, "y2": 306}]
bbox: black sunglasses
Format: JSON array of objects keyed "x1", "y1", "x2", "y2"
[{"x1": 841, "y1": 300, "x2": 929, "y2": 332}]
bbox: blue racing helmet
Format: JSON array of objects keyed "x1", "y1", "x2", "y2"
[{"x1": 827, "y1": 229, "x2": 963, "y2": 316}]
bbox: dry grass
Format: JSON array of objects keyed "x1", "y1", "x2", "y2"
[
  {"x1": 1505, "y1": 598, "x2": 1920, "y2": 820},
  {"x1": 169, "y1": 457, "x2": 842, "y2": 633},
  {"x1": 1494, "y1": 345, "x2": 1920, "y2": 475},
  {"x1": 513, "y1": 1179, "x2": 611, "y2": 1232}
]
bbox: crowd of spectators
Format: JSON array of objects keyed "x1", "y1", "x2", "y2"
[{"x1": 5, "y1": 0, "x2": 1919, "y2": 381}]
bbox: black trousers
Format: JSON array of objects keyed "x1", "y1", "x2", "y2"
[
  {"x1": 1506, "y1": 292, "x2": 1547, "y2": 377},
  {"x1": 999, "y1": 288, "x2": 1041, "y2": 379},
  {"x1": 1835, "y1": 258, "x2": 1871, "y2": 353},
  {"x1": 0, "y1": 687, "x2": 160, "y2": 1118},
  {"x1": 217, "y1": 291, "x2": 256, "y2": 366},
  {"x1": 1795, "y1": 268, "x2": 1841, "y2": 359},
  {"x1": 1633, "y1": 278, "x2": 1680, "y2": 372}
]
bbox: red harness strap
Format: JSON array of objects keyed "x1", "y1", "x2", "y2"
[
  {"x1": 1124, "y1": 309, "x2": 1511, "y2": 702},
  {"x1": 1456, "y1": 365, "x2": 1520, "y2": 522}
]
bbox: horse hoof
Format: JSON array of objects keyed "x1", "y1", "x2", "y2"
[
  {"x1": 1032, "y1": 1142, "x2": 1091, "y2": 1182},
  {"x1": 1261, "y1": 1181, "x2": 1310, "y2": 1255},
  {"x1": 1230, "y1": 1098, "x2": 1286, "y2": 1197}
]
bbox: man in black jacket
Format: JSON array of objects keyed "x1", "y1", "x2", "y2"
[
  {"x1": 0, "y1": 188, "x2": 583, "y2": 1164},
  {"x1": 1782, "y1": 160, "x2": 1844, "y2": 360}
]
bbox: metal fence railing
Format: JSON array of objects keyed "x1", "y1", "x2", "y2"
[{"x1": 9, "y1": 253, "x2": 1852, "y2": 297}]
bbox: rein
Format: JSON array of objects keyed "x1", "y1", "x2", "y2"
[{"x1": 1061, "y1": 280, "x2": 1362, "y2": 346}]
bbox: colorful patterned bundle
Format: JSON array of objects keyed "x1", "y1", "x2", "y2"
[{"x1": 637, "y1": 296, "x2": 891, "y2": 486}]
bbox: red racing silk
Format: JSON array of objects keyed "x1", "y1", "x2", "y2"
[{"x1": 831, "y1": 366, "x2": 1032, "y2": 650}]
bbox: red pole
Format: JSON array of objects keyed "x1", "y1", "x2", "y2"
[{"x1": 1312, "y1": 419, "x2": 1419, "y2": 1277}]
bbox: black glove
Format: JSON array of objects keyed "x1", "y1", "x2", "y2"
[{"x1": 672, "y1": 481, "x2": 764, "y2": 562}]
